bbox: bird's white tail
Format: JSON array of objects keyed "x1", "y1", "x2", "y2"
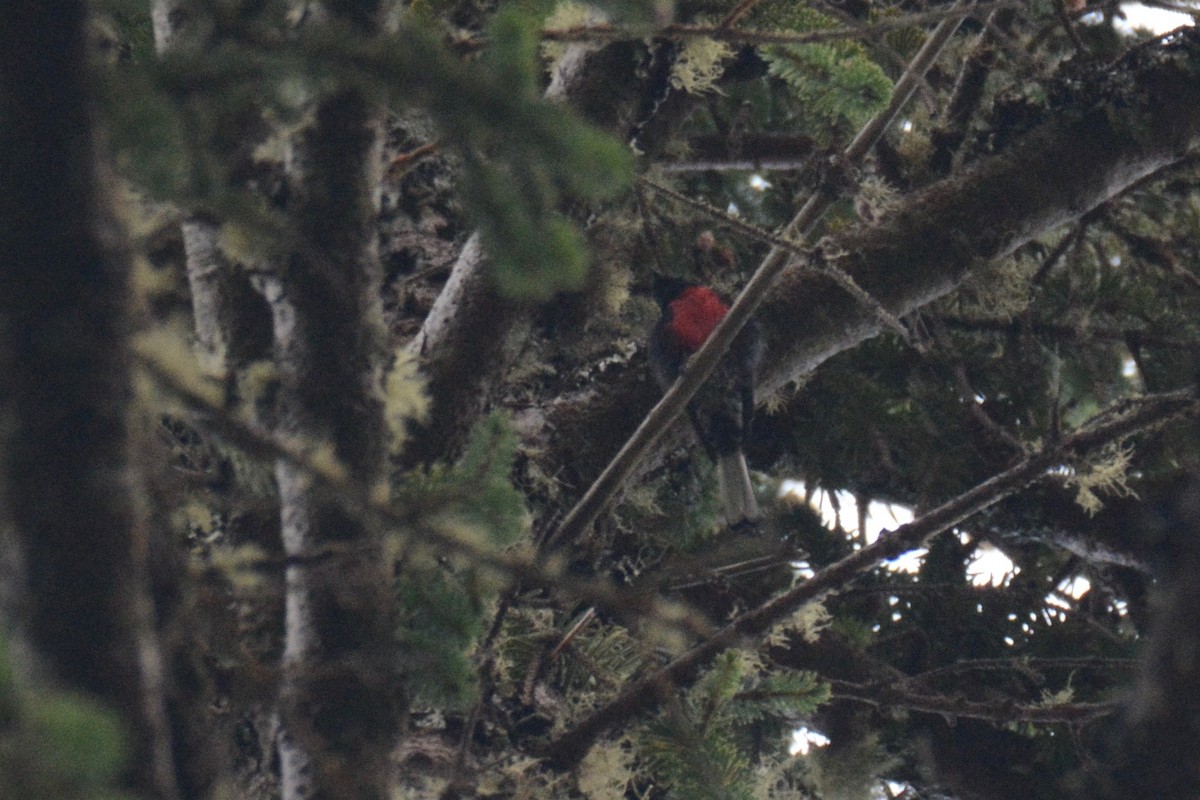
[{"x1": 717, "y1": 450, "x2": 760, "y2": 527}]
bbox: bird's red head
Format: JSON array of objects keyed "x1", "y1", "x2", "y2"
[{"x1": 666, "y1": 286, "x2": 729, "y2": 352}]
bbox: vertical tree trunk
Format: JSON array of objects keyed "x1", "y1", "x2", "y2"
[
  {"x1": 261, "y1": 7, "x2": 401, "y2": 796},
  {"x1": 151, "y1": 4, "x2": 276, "y2": 795},
  {"x1": 0, "y1": 3, "x2": 178, "y2": 797},
  {"x1": 152, "y1": 0, "x2": 275, "y2": 379},
  {"x1": 266, "y1": 85, "x2": 399, "y2": 800}
]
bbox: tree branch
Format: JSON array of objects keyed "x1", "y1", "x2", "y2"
[
  {"x1": 135, "y1": 350, "x2": 721, "y2": 646},
  {"x1": 541, "y1": 387, "x2": 1198, "y2": 766},
  {"x1": 259, "y1": 9, "x2": 400, "y2": 797},
  {"x1": 659, "y1": 133, "x2": 817, "y2": 173},
  {"x1": 538, "y1": 2, "x2": 1020, "y2": 47},
  {"x1": 912, "y1": 655, "x2": 1137, "y2": 683},
  {"x1": 402, "y1": 232, "x2": 527, "y2": 465},
  {"x1": 758, "y1": 30, "x2": 1200, "y2": 395},
  {"x1": 937, "y1": 314, "x2": 1200, "y2": 351},
  {"x1": 404, "y1": 26, "x2": 652, "y2": 466},
  {"x1": 826, "y1": 678, "x2": 1118, "y2": 724}
]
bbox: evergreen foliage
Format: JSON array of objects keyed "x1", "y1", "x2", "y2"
[
  {"x1": 762, "y1": 41, "x2": 893, "y2": 133},
  {"x1": 9, "y1": 0, "x2": 1200, "y2": 798},
  {"x1": 96, "y1": 0, "x2": 631, "y2": 299},
  {"x1": 756, "y1": 7, "x2": 893, "y2": 135},
  {"x1": 394, "y1": 412, "x2": 528, "y2": 705},
  {"x1": 641, "y1": 652, "x2": 827, "y2": 799}
]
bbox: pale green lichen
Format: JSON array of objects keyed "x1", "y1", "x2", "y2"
[
  {"x1": 1066, "y1": 442, "x2": 1137, "y2": 516},
  {"x1": 768, "y1": 599, "x2": 833, "y2": 647},
  {"x1": 670, "y1": 37, "x2": 733, "y2": 94},
  {"x1": 541, "y1": 2, "x2": 604, "y2": 71},
  {"x1": 577, "y1": 736, "x2": 635, "y2": 799},
  {"x1": 383, "y1": 350, "x2": 430, "y2": 452}
]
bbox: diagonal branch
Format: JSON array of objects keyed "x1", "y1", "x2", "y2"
[
  {"x1": 541, "y1": 387, "x2": 1198, "y2": 766},
  {"x1": 756, "y1": 30, "x2": 1200, "y2": 396},
  {"x1": 402, "y1": 232, "x2": 527, "y2": 466},
  {"x1": 537, "y1": 2, "x2": 1020, "y2": 47},
  {"x1": 826, "y1": 678, "x2": 1118, "y2": 724}
]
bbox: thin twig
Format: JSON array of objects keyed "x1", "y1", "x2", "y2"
[
  {"x1": 647, "y1": 177, "x2": 917, "y2": 344},
  {"x1": 1032, "y1": 218, "x2": 1090, "y2": 284},
  {"x1": 938, "y1": 314, "x2": 1200, "y2": 351},
  {"x1": 926, "y1": 315, "x2": 1027, "y2": 452},
  {"x1": 826, "y1": 678, "x2": 1118, "y2": 723},
  {"x1": 718, "y1": 0, "x2": 765, "y2": 29},
  {"x1": 913, "y1": 655, "x2": 1137, "y2": 682},
  {"x1": 660, "y1": 156, "x2": 810, "y2": 172},
  {"x1": 1053, "y1": 0, "x2": 1087, "y2": 55},
  {"x1": 384, "y1": 139, "x2": 440, "y2": 182},
  {"x1": 538, "y1": 2, "x2": 1018, "y2": 47},
  {"x1": 549, "y1": 607, "x2": 598, "y2": 661},
  {"x1": 659, "y1": 133, "x2": 817, "y2": 173}
]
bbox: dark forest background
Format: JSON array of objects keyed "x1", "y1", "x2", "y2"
[{"x1": 3, "y1": 0, "x2": 1200, "y2": 798}]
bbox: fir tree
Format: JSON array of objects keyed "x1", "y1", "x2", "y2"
[{"x1": 3, "y1": 1, "x2": 1200, "y2": 799}]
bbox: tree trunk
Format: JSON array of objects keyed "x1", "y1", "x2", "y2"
[
  {"x1": 264, "y1": 73, "x2": 401, "y2": 800},
  {"x1": 0, "y1": 3, "x2": 178, "y2": 797}
]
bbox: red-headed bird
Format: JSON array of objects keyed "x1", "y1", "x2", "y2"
[{"x1": 649, "y1": 275, "x2": 763, "y2": 527}]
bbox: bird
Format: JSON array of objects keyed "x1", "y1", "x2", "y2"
[{"x1": 648, "y1": 274, "x2": 763, "y2": 527}]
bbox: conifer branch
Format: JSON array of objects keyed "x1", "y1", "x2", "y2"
[
  {"x1": 536, "y1": 27, "x2": 1200, "y2": 503},
  {"x1": 538, "y1": 2, "x2": 1018, "y2": 48},
  {"x1": 403, "y1": 16, "x2": 629, "y2": 466},
  {"x1": 657, "y1": 132, "x2": 817, "y2": 172},
  {"x1": 826, "y1": 678, "x2": 1119, "y2": 723},
  {"x1": 718, "y1": 0, "x2": 765, "y2": 29},
  {"x1": 913, "y1": 655, "x2": 1137, "y2": 682},
  {"x1": 642, "y1": 177, "x2": 919, "y2": 344},
  {"x1": 541, "y1": 387, "x2": 1198, "y2": 766},
  {"x1": 544, "y1": 6, "x2": 972, "y2": 553},
  {"x1": 754, "y1": 29, "x2": 1200, "y2": 397},
  {"x1": 937, "y1": 315, "x2": 1200, "y2": 351}
]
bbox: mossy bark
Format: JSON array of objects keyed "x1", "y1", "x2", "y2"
[{"x1": 0, "y1": 3, "x2": 178, "y2": 796}]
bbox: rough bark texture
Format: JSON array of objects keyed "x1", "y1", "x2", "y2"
[
  {"x1": 399, "y1": 38, "x2": 597, "y2": 469},
  {"x1": 403, "y1": 232, "x2": 526, "y2": 466},
  {"x1": 180, "y1": 219, "x2": 274, "y2": 372},
  {"x1": 0, "y1": 3, "x2": 178, "y2": 796},
  {"x1": 758, "y1": 34, "x2": 1200, "y2": 395},
  {"x1": 264, "y1": 65, "x2": 401, "y2": 800},
  {"x1": 153, "y1": 0, "x2": 275, "y2": 378}
]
